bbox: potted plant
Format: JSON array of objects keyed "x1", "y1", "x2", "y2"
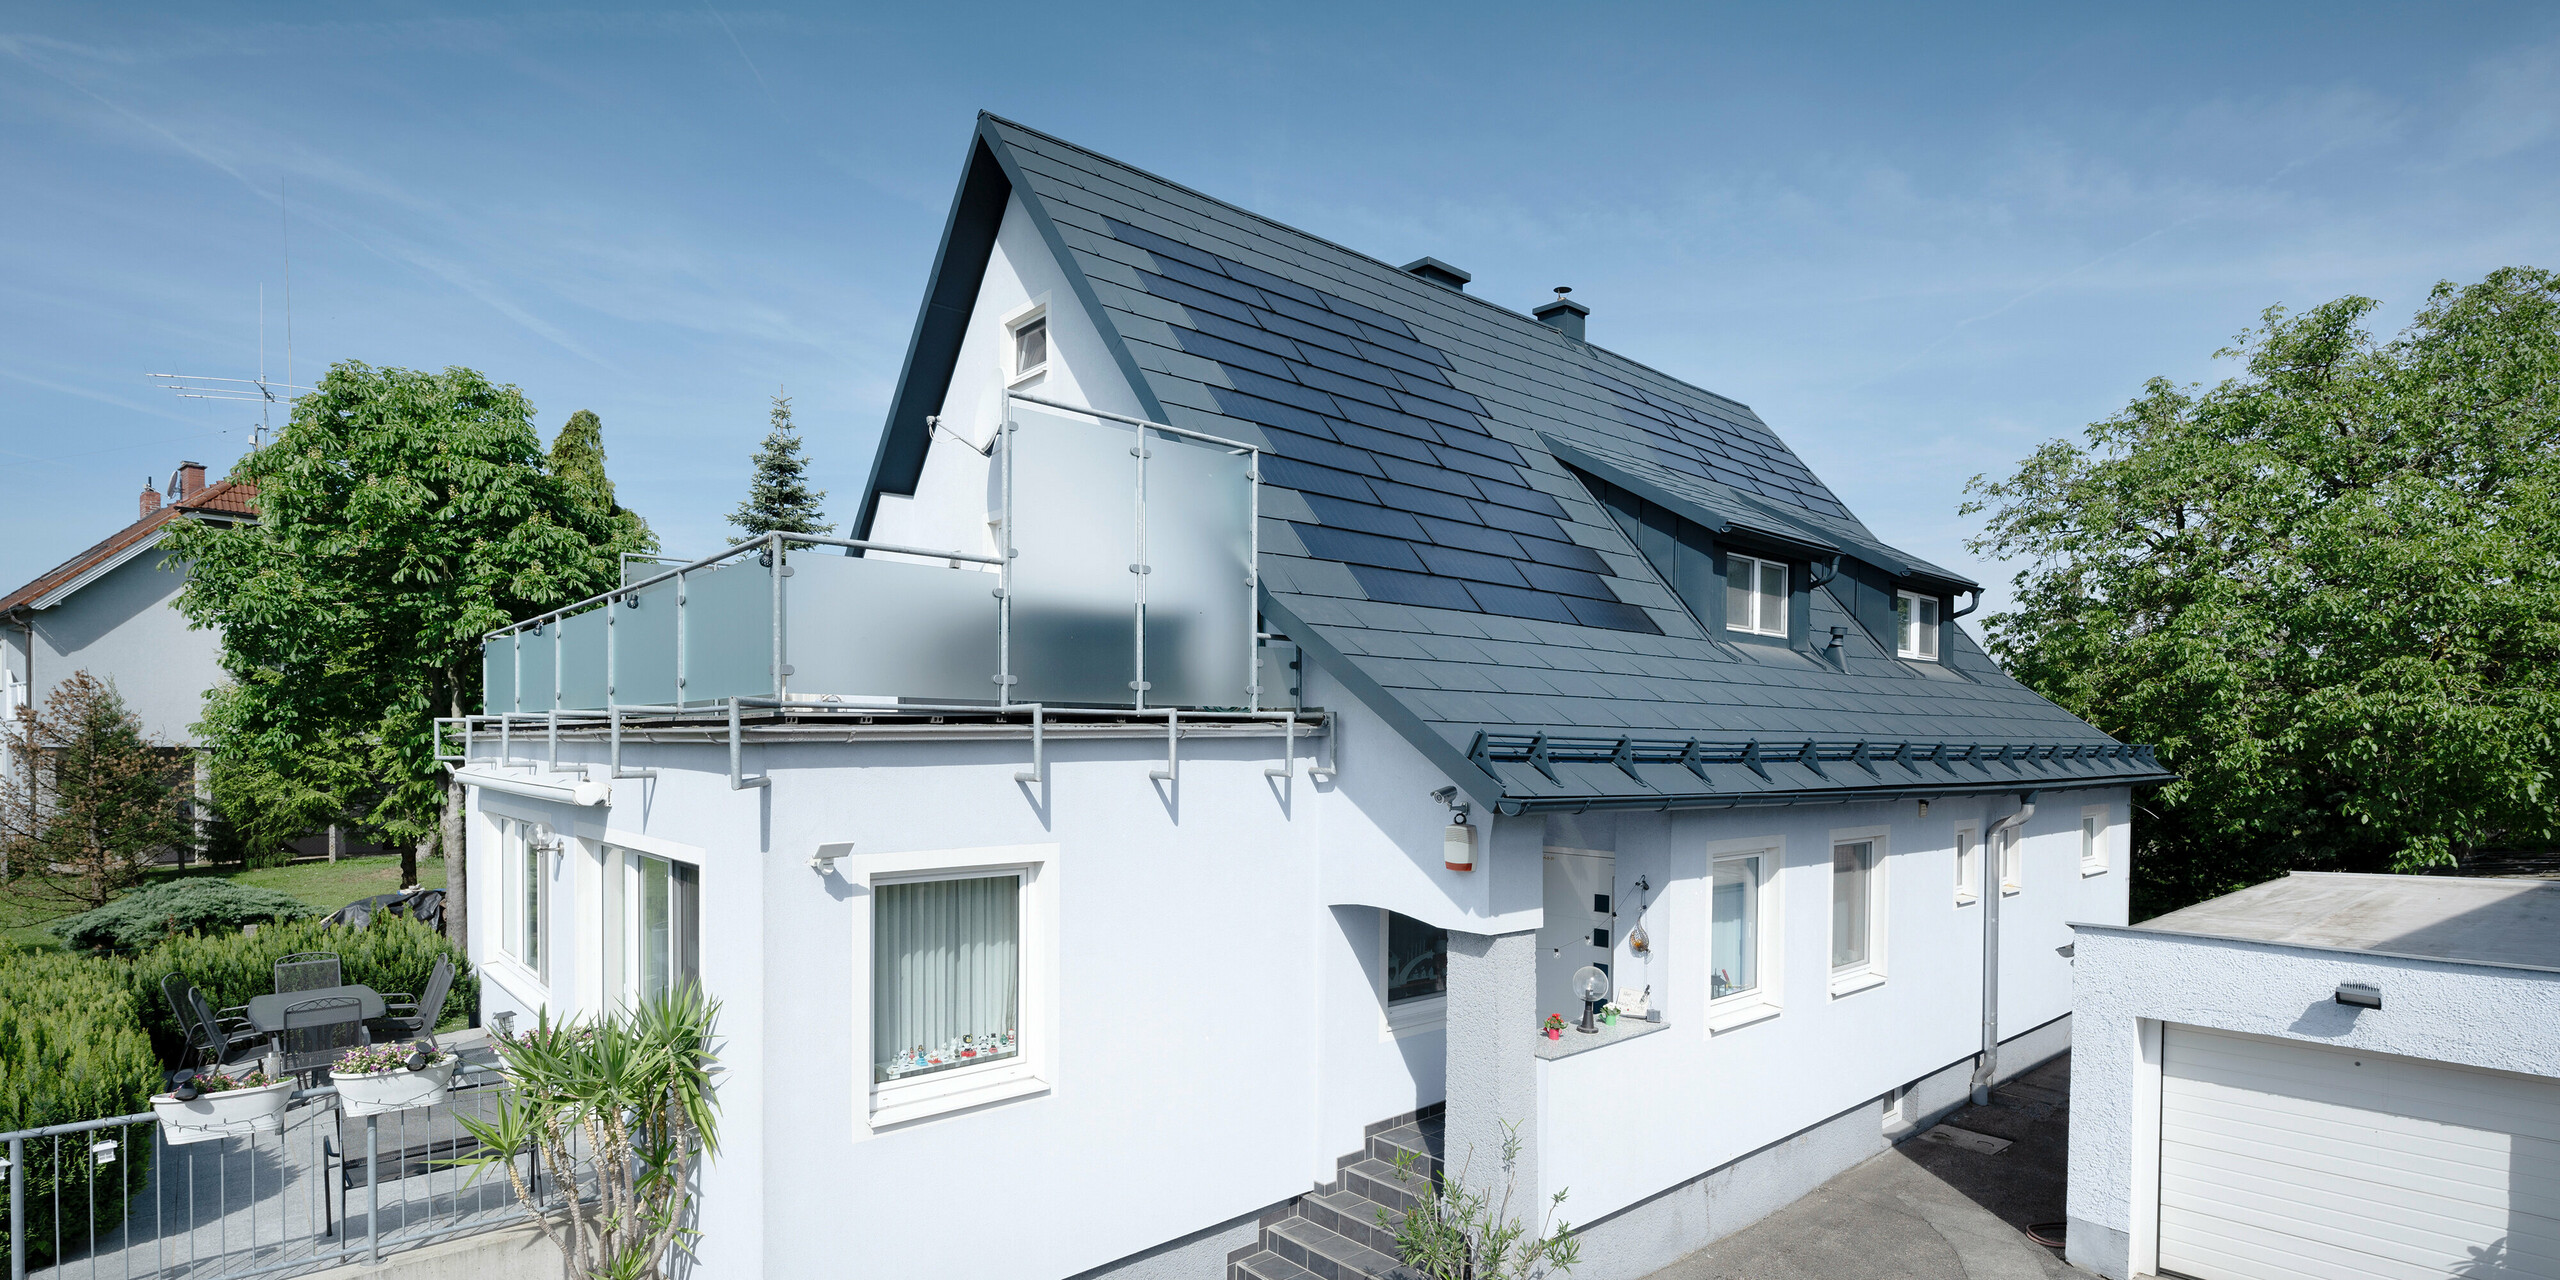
[
  {"x1": 331, "y1": 1042, "x2": 459, "y2": 1116},
  {"x1": 1543, "y1": 1013, "x2": 1565, "y2": 1041},
  {"x1": 1601, "y1": 1003, "x2": 1621, "y2": 1027},
  {"x1": 152, "y1": 1068, "x2": 292, "y2": 1145}
]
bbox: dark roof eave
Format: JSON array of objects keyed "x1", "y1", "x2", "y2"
[{"x1": 1486, "y1": 768, "x2": 2177, "y2": 816}]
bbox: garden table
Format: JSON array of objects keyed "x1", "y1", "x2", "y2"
[{"x1": 245, "y1": 983, "x2": 388, "y2": 1060}]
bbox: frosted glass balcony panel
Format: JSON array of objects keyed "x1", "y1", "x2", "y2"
[
  {"x1": 483, "y1": 637, "x2": 516, "y2": 714},
  {"x1": 1007, "y1": 405, "x2": 1142, "y2": 706},
  {"x1": 516, "y1": 626, "x2": 556, "y2": 713},
  {"x1": 616, "y1": 578, "x2": 681, "y2": 707},
  {"x1": 1143, "y1": 431, "x2": 1254, "y2": 708},
  {"x1": 558, "y1": 608, "x2": 609, "y2": 711},
  {"x1": 682, "y1": 562, "x2": 776, "y2": 704},
  {"x1": 785, "y1": 554, "x2": 1001, "y2": 704}
]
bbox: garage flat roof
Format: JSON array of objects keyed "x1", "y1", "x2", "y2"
[{"x1": 2134, "y1": 872, "x2": 2560, "y2": 971}]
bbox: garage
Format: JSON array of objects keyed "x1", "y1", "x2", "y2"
[
  {"x1": 2063, "y1": 872, "x2": 2560, "y2": 1280},
  {"x1": 2157, "y1": 1024, "x2": 2560, "y2": 1280}
]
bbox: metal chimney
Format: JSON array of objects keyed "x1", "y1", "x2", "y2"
[{"x1": 1534, "y1": 287, "x2": 1588, "y2": 341}]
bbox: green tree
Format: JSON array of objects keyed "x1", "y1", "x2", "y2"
[
  {"x1": 1965, "y1": 267, "x2": 2560, "y2": 918},
  {"x1": 0, "y1": 672, "x2": 194, "y2": 915},
  {"x1": 551, "y1": 409, "x2": 658, "y2": 557},
  {"x1": 726, "y1": 391, "x2": 832, "y2": 538},
  {"x1": 164, "y1": 363, "x2": 651, "y2": 929}
]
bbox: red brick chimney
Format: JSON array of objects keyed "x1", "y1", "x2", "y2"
[
  {"x1": 175, "y1": 461, "x2": 206, "y2": 501},
  {"x1": 140, "y1": 481, "x2": 161, "y2": 518}
]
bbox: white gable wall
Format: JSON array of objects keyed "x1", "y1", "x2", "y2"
[{"x1": 4, "y1": 546, "x2": 225, "y2": 746}]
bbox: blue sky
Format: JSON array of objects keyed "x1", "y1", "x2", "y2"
[{"x1": 5, "y1": 3, "x2": 2556, "y2": 621}]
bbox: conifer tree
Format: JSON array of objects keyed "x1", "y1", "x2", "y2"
[
  {"x1": 727, "y1": 391, "x2": 833, "y2": 538},
  {"x1": 550, "y1": 409, "x2": 657, "y2": 555}
]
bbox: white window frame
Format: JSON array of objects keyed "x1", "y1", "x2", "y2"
[
  {"x1": 1997, "y1": 824, "x2": 2023, "y2": 895},
  {"x1": 1954, "y1": 822, "x2": 1981, "y2": 906},
  {"x1": 2081, "y1": 804, "x2": 2111, "y2": 876},
  {"x1": 1725, "y1": 553, "x2": 1788, "y2": 637},
  {"x1": 599, "y1": 838, "x2": 701, "y2": 1011},
  {"x1": 485, "y1": 813, "x2": 553, "y2": 991},
  {"x1": 1378, "y1": 910, "x2": 1448, "y2": 1039},
  {"x1": 1895, "y1": 589, "x2": 1941, "y2": 661},
  {"x1": 1003, "y1": 298, "x2": 1050, "y2": 387},
  {"x1": 1705, "y1": 836, "x2": 1784, "y2": 1032},
  {"x1": 1828, "y1": 825, "x2": 1890, "y2": 997},
  {"x1": 844, "y1": 843, "x2": 1057, "y2": 1135}
]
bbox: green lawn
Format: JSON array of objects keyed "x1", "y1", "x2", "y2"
[{"x1": 1, "y1": 855, "x2": 449, "y2": 952}]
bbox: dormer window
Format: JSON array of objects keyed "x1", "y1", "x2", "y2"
[
  {"x1": 1726, "y1": 555, "x2": 1787, "y2": 637},
  {"x1": 1010, "y1": 312, "x2": 1049, "y2": 382},
  {"x1": 1894, "y1": 590, "x2": 1940, "y2": 660}
]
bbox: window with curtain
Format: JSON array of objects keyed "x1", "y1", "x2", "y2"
[
  {"x1": 1385, "y1": 912, "x2": 1448, "y2": 1006},
  {"x1": 604, "y1": 846, "x2": 697, "y2": 1006},
  {"x1": 1832, "y1": 840, "x2": 1874, "y2": 970},
  {"x1": 875, "y1": 873, "x2": 1021, "y2": 1084},
  {"x1": 1712, "y1": 854, "x2": 1762, "y2": 1000}
]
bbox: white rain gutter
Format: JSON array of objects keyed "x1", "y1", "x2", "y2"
[
  {"x1": 1972, "y1": 791, "x2": 2037, "y2": 1105},
  {"x1": 454, "y1": 767, "x2": 611, "y2": 808}
]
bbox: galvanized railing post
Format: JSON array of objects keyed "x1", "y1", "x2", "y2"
[
  {"x1": 998, "y1": 399, "x2": 1016, "y2": 708},
  {"x1": 366, "y1": 1115, "x2": 381, "y2": 1265},
  {"x1": 9, "y1": 1133, "x2": 22, "y2": 1280},
  {"x1": 769, "y1": 532, "x2": 786, "y2": 702},
  {"x1": 1131, "y1": 422, "x2": 1150, "y2": 711}
]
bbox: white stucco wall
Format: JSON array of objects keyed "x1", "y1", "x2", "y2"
[
  {"x1": 2065, "y1": 925, "x2": 2560, "y2": 1280},
  {"x1": 1538, "y1": 788, "x2": 2127, "y2": 1225},
  {"x1": 4, "y1": 546, "x2": 225, "y2": 745}
]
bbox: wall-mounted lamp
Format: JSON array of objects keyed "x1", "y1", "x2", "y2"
[
  {"x1": 809, "y1": 841, "x2": 854, "y2": 875},
  {"x1": 1431, "y1": 786, "x2": 1475, "y2": 872},
  {"x1": 528, "y1": 824, "x2": 566, "y2": 857},
  {"x1": 2335, "y1": 982, "x2": 2382, "y2": 1010}
]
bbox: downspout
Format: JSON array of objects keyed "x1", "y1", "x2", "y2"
[{"x1": 1972, "y1": 791, "x2": 2036, "y2": 1105}]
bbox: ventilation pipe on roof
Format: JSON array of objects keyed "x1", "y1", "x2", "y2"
[
  {"x1": 1534, "y1": 287, "x2": 1589, "y2": 341},
  {"x1": 1971, "y1": 792, "x2": 2037, "y2": 1106},
  {"x1": 1401, "y1": 257, "x2": 1471, "y2": 291}
]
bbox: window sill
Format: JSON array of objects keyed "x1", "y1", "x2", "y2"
[
  {"x1": 1707, "y1": 1001, "x2": 1781, "y2": 1034},
  {"x1": 1955, "y1": 891, "x2": 1980, "y2": 907},
  {"x1": 1828, "y1": 969, "x2": 1888, "y2": 1000},
  {"x1": 1383, "y1": 994, "x2": 1447, "y2": 1040},
  {"x1": 869, "y1": 1060, "x2": 1047, "y2": 1131},
  {"x1": 484, "y1": 957, "x2": 548, "y2": 1008},
  {"x1": 1007, "y1": 366, "x2": 1048, "y2": 389},
  {"x1": 2001, "y1": 884, "x2": 2022, "y2": 897},
  {"x1": 1533, "y1": 1015, "x2": 1668, "y2": 1061},
  {"x1": 2081, "y1": 863, "x2": 2109, "y2": 878}
]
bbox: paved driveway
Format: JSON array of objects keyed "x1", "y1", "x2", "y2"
[{"x1": 1641, "y1": 1055, "x2": 2092, "y2": 1280}]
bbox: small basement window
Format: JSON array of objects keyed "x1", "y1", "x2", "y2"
[
  {"x1": 1895, "y1": 590, "x2": 1940, "y2": 661},
  {"x1": 1727, "y1": 555, "x2": 1787, "y2": 637},
  {"x1": 1010, "y1": 313, "x2": 1049, "y2": 382}
]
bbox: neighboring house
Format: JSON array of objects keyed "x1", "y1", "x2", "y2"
[
  {"x1": 2068, "y1": 872, "x2": 2560, "y2": 1280},
  {"x1": 451, "y1": 114, "x2": 2170, "y2": 1280},
  {"x1": 0, "y1": 462, "x2": 254, "y2": 748}
]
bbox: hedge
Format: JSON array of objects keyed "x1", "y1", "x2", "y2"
[
  {"x1": 51, "y1": 879, "x2": 316, "y2": 953},
  {"x1": 132, "y1": 915, "x2": 477, "y2": 1065},
  {"x1": 0, "y1": 950, "x2": 160, "y2": 1267}
]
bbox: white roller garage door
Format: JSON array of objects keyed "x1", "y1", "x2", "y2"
[{"x1": 2159, "y1": 1024, "x2": 2560, "y2": 1280}]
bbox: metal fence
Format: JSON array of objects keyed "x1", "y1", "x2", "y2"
[{"x1": 1, "y1": 1066, "x2": 579, "y2": 1280}]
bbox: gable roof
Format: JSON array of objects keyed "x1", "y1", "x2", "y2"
[
  {"x1": 861, "y1": 114, "x2": 2169, "y2": 813},
  {"x1": 0, "y1": 478, "x2": 257, "y2": 616}
]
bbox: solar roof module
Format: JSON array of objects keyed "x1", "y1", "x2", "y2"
[{"x1": 856, "y1": 114, "x2": 2173, "y2": 811}]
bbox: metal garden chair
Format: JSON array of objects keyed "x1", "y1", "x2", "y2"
[
  {"x1": 374, "y1": 956, "x2": 454, "y2": 1043},
  {"x1": 166, "y1": 974, "x2": 263, "y2": 1070},
  {"x1": 274, "y1": 950, "x2": 344, "y2": 994},
  {"x1": 280, "y1": 994, "x2": 367, "y2": 1085}
]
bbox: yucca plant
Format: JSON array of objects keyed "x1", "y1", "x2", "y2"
[{"x1": 453, "y1": 987, "x2": 720, "y2": 1280}]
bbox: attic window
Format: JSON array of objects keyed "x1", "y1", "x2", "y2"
[
  {"x1": 1727, "y1": 555, "x2": 1786, "y2": 637},
  {"x1": 1010, "y1": 312, "x2": 1049, "y2": 382},
  {"x1": 1894, "y1": 591, "x2": 1940, "y2": 661}
]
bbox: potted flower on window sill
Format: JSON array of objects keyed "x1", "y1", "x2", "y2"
[
  {"x1": 1600, "y1": 1004, "x2": 1621, "y2": 1027},
  {"x1": 331, "y1": 1042, "x2": 458, "y2": 1117},
  {"x1": 153, "y1": 1068, "x2": 292, "y2": 1145},
  {"x1": 1543, "y1": 1013, "x2": 1565, "y2": 1041}
]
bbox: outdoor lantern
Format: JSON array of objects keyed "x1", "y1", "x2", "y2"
[{"x1": 1443, "y1": 818, "x2": 1475, "y2": 872}]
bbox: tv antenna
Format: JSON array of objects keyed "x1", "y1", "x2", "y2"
[{"x1": 149, "y1": 181, "x2": 309, "y2": 448}]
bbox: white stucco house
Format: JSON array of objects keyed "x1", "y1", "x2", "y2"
[
  {"x1": 448, "y1": 114, "x2": 2171, "y2": 1280},
  {"x1": 2067, "y1": 871, "x2": 2560, "y2": 1280}
]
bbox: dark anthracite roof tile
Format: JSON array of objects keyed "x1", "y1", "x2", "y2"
[{"x1": 937, "y1": 117, "x2": 2163, "y2": 806}]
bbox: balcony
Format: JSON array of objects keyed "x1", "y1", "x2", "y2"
[{"x1": 480, "y1": 397, "x2": 1269, "y2": 718}]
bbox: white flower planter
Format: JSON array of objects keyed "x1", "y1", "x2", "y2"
[
  {"x1": 152, "y1": 1078, "x2": 294, "y2": 1145},
  {"x1": 331, "y1": 1059, "x2": 458, "y2": 1117}
]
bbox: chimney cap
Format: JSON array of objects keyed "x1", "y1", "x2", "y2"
[
  {"x1": 1400, "y1": 257, "x2": 1472, "y2": 291},
  {"x1": 1534, "y1": 291, "x2": 1590, "y2": 341}
]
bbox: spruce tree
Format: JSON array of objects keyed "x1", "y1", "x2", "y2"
[
  {"x1": 550, "y1": 409, "x2": 657, "y2": 555},
  {"x1": 727, "y1": 391, "x2": 833, "y2": 538}
]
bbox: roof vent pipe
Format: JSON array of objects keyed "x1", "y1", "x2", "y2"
[
  {"x1": 1401, "y1": 257, "x2": 1472, "y2": 291},
  {"x1": 1534, "y1": 287, "x2": 1589, "y2": 341}
]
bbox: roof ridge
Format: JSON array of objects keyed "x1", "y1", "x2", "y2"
[{"x1": 978, "y1": 112, "x2": 1759, "y2": 417}]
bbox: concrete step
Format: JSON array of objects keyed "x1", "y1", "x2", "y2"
[
  {"x1": 1232, "y1": 1249, "x2": 1321, "y2": 1280},
  {"x1": 1302, "y1": 1187, "x2": 1404, "y2": 1255},
  {"x1": 1366, "y1": 1117, "x2": 1444, "y2": 1177},
  {"x1": 1340, "y1": 1157, "x2": 1431, "y2": 1213},
  {"x1": 1266, "y1": 1216, "x2": 1410, "y2": 1280}
]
